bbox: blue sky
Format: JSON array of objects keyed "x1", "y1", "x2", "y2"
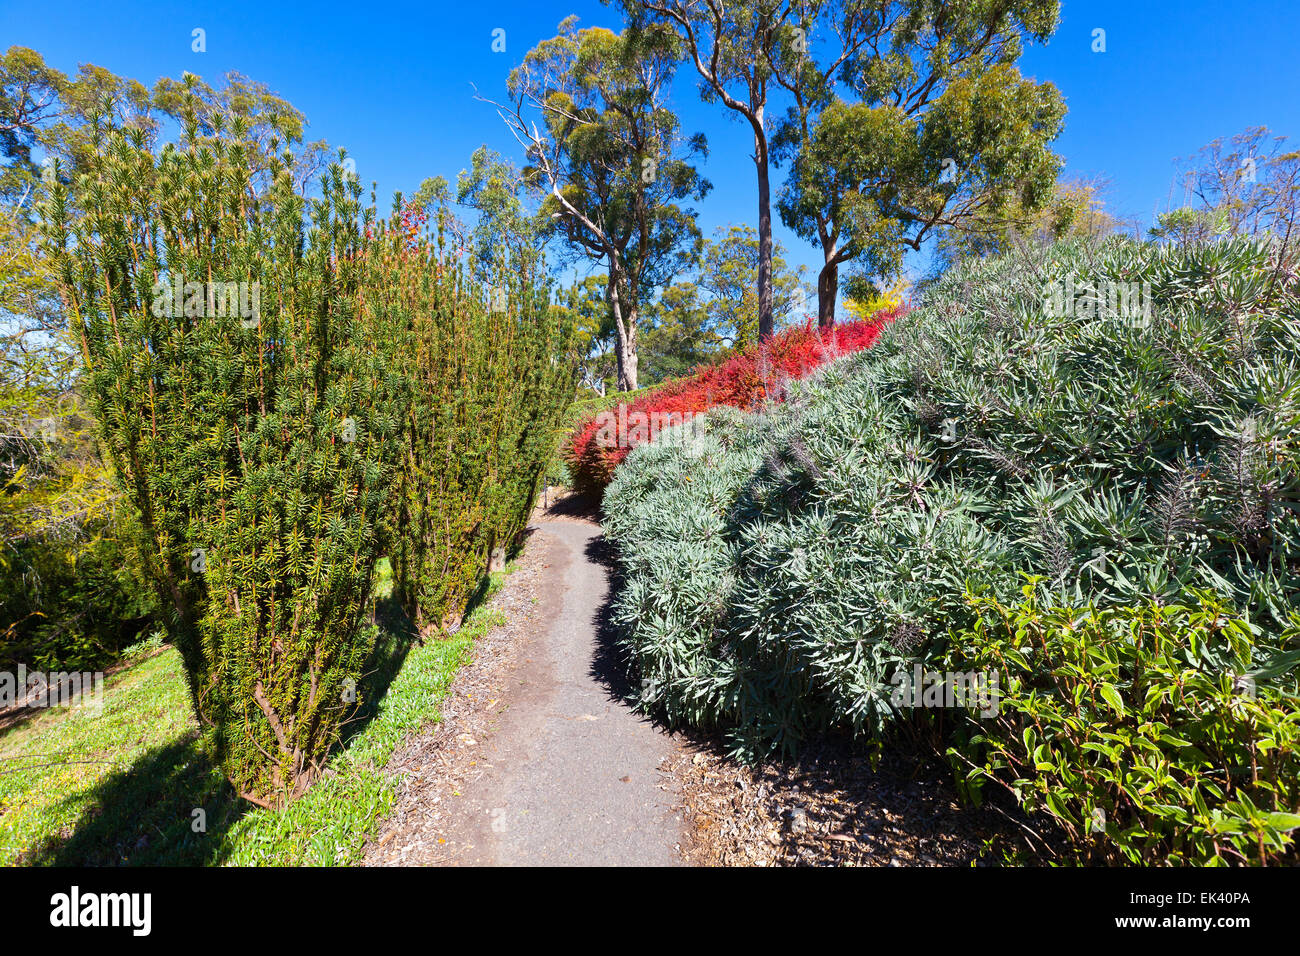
[{"x1": 4, "y1": 0, "x2": 1298, "y2": 302}]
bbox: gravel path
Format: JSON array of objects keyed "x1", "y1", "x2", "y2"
[
  {"x1": 364, "y1": 498, "x2": 1023, "y2": 867},
  {"x1": 364, "y1": 514, "x2": 685, "y2": 866}
]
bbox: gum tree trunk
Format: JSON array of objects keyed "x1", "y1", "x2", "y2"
[
  {"x1": 817, "y1": 257, "x2": 839, "y2": 329},
  {"x1": 609, "y1": 274, "x2": 638, "y2": 391},
  {"x1": 755, "y1": 113, "x2": 774, "y2": 342}
]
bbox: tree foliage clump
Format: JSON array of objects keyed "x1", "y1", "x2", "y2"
[
  {"x1": 604, "y1": 235, "x2": 1300, "y2": 762},
  {"x1": 774, "y1": 0, "x2": 1067, "y2": 326},
  {"x1": 504, "y1": 17, "x2": 709, "y2": 391}
]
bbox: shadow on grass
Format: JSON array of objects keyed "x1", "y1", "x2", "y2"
[
  {"x1": 29, "y1": 568, "x2": 423, "y2": 866},
  {"x1": 457, "y1": 571, "x2": 498, "y2": 627},
  {"x1": 451, "y1": 525, "x2": 535, "y2": 626},
  {"x1": 339, "y1": 586, "x2": 418, "y2": 751},
  {"x1": 26, "y1": 734, "x2": 247, "y2": 866}
]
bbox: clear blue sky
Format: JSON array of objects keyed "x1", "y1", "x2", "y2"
[{"x1": 3, "y1": 0, "x2": 1298, "y2": 301}]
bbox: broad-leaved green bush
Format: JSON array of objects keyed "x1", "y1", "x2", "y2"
[{"x1": 949, "y1": 591, "x2": 1300, "y2": 865}]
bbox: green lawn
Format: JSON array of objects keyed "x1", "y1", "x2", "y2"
[{"x1": 0, "y1": 561, "x2": 512, "y2": 866}]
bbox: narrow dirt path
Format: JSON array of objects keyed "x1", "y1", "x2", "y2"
[{"x1": 364, "y1": 514, "x2": 685, "y2": 866}]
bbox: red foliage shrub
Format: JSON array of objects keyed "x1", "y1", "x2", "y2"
[{"x1": 565, "y1": 307, "x2": 903, "y2": 493}]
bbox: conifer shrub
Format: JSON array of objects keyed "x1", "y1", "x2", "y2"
[
  {"x1": 372, "y1": 206, "x2": 578, "y2": 632},
  {"x1": 566, "y1": 311, "x2": 901, "y2": 494},
  {"x1": 44, "y1": 109, "x2": 579, "y2": 802},
  {"x1": 44, "y1": 111, "x2": 408, "y2": 805},
  {"x1": 604, "y1": 236, "x2": 1300, "y2": 772}
]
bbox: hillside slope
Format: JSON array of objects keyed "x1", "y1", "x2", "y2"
[{"x1": 605, "y1": 236, "x2": 1299, "y2": 754}]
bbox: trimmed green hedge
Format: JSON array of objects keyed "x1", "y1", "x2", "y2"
[{"x1": 46, "y1": 116, "x2": 577, "y2": 805}]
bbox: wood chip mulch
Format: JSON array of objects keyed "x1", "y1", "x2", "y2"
[{"x1": 668, "y1": 734, "x2": 1048, "y2": 867}]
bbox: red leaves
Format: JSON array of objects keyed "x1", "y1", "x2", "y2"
[
  {"x1": 400, "y1": 202, "x2": 428, "y2": 238},
  {"x1": 566, "y1": 307, "x2": 903, "y2": 493}
]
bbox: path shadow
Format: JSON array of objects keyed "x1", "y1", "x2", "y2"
[
  {"x1": 541, "y1": 489, "x2": 603, "y2": 522},
  {"x1": 583, "y1": 531, "x2": 642, "y2": 706}
]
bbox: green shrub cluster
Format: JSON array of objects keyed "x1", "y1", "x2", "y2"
[
  {"x1": 0, "y1": 501, "x2": 157, "y2": 673},
  {"x1": 603, "y1": 235, "x2": 1300, "y2": 860},
  {"x1": 0, "y1": 297, "x2": 161, "y2": 672},
  {"x1": 950, "y1": 592, "x2": 1300, "y2": 866},
  {"x1": 43, "y1": 111, "x2": 575, "y2": 804},
  {"x1": 45, "y1": 117, "x2": 406, "y2": 804},
  {"x1": 377, "y1": 228, "x2": 578, "y2": 631}
]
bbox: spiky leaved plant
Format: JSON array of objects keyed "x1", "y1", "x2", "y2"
[
  {"x1": 374, "y1": 208, "x2": 578, "y2": 631},
  {"x1": 604, "y1": 234, "x2": 1300, "y2": 758},
  {"x1": 43, "y1": 100, "x2": 407, "y2": 805}
]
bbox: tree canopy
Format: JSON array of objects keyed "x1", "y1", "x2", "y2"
[
  {"x1": 772, "y1": 0, "x2": 1066, "y2": 325},
  {"x1": 500, "y1": 17, "x2": 710, "y2": 390}
]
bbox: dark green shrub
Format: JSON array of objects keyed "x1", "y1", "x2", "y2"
[
  {"x1": 371, "y1": 212, "x2": 578, "y2": 632},
  {"x1": 44, "y1": 111, "x2": 407, "y2": 805},
  {"x1": 948, "y1": 590, "x2": 1300, "y2": 865},
  {"x1": 1, "y1": 392, "x2": 159, "y2": 673},
  {"x1": 0, "y1": 501, "x2": 157, "y2": 673}
]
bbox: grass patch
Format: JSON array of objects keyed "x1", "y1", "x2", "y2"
[{"x1": 0, "y1": 559, "x2": 516, "y2": 866}]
